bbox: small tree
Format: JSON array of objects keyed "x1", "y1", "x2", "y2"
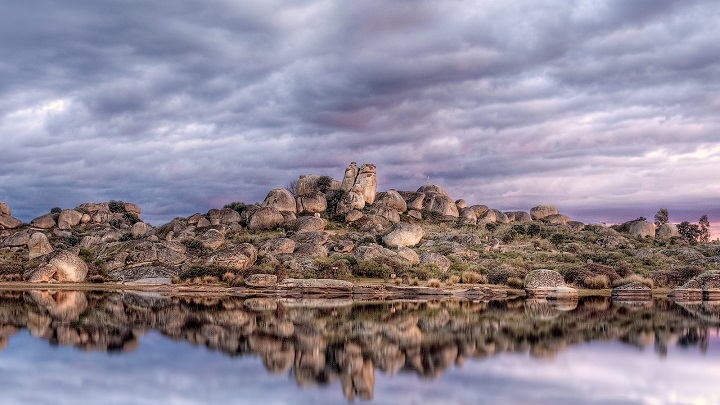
[
  {"x1": 677, "y1": 221, "x2": 702, "y2": 244},
  {"x1": 699, "y1": 215, "x2": 710, "y2": 243},
  {"x1": 287, "y1": 180, "x2": 297, "y2": 197},
  {"x1": 654, "y1": 208, "x2": 669, "y2": 228}
]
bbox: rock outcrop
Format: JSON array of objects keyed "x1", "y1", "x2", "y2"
[
  {"x1": 612, "y1": 281, "x2": 652, "y2": 300},
  {"x1": 28, "y1": 232, "x2": 53, "y2": 259},
  {"x1": 525, "y1": 269, "x2": 576, "y2": 298},
  {"x1": 248, "y1": 207, "x2": 285, "y2": 231},
  {"x1": 205, "y1": 243, "x2": 258, "y2": 270},
  {"x1": 382, "y1": 222, "x2": 424, "y2": 248},
  {"x1": 530, "y1": 205, "x2": 559, "y2": 220},
  {"x1": 263, "y1": 188, "x2": 297, "y2": 213},
  {"x1": 24, "y1": 250, "x2": 88, "y2": 282},
  {"x1": 30, "y1": 214, "x2": 56, "y2": 229},
  {"x1": 625, "y1": 220, "x2": 655, "y2": 239},
  {"x1": 656, "y1": 223, "x2": 680, "y2": 240}
]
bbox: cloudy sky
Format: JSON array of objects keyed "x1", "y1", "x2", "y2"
[{"x1": 1, "y1": 0, "x2": 718, "y2": 229}]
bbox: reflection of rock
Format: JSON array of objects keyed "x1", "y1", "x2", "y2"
[
  {"x1": 612, "y1": 281, "x2": 652, "y2": 301},
  {"x1": 0, "y1": 325, "x2": 19, "y2": 351},
  {"x1": 29, "y1": 290, "x2": 88, "y2": 322}
]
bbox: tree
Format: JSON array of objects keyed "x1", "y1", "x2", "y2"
[
  {"x1": 699, "y1": 214, "x2": 710, "y2": 243},
  {"x1": 677, "y1": 221, "x2": 702, "y2": 244},
  {"x1": 654, "y1": 208, "x2": 669, "y2": 228},
  {"x1": 286, "y1": 180, "x2": 297, "y2": 197}
]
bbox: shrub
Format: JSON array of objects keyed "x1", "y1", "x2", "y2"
[
  {"x1": 507, "y1": 277, "x2": 524, "y2": 289},
  {"x1": 317, "y1": 176, "x2": 334, "y2": 193},
  {"x1": 564, "y1": 263, "x2": 620, "y2": 285},
  {"x1": 179, "y1": 265, "x2": 229, "y2": 281},
  {"x1": 427, "y1": 278, "x2": 442, "y2": 288},
  {"x1": 123, "y1": 212, "x2": 140, "y2": 224},
  {"x1": 353, "y1": 260, "x2": 392, "y2": 279},
  {"x1": 317, "y1": 259, "x2": 353, "y2": 280},
  {"x1": 583, "y1": 274, "x2": 610, "y2": 289},
  {"x1": 408, "y1": 263, "x2": 444, "y2": 281},
  {"x1": 612, "y1": 275, "x2": 654, "y2": 289},
  {"x1": 108, "y1": 200, "x2": 126, "y2": 213},
  {"x1": 119, "y1": 233, "x2": 133, "y2": 242},
  {"x1": 651, "y1": 266, "x2": 704, "y2": 287},
  {"x1": 88, "y1": 275, "x2": 106, "y2": 283},
  {"x1": 460, "y1": 271, "x2": 487, "y2": 284},
  {"x1": 485, "y1": 223, "x2": 497, "y2": 232},
  {"x1": 487, "y1": 266, "x2": 527, "y2": 285},
  {"x1": 224, "y1": 202, "x2": 247, "y2": 215},
  {"x1": 447, "y1": 275, "x2": 460, "y2": 285},
  {"x1": 50, "y1": 207, "x2": 62, "y2": 214}
]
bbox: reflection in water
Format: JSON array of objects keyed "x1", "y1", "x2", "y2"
[{"x1": 0, "y1": 290, "x2": 718, "y2": 402}]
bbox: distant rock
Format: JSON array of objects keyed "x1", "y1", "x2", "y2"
[
  {"x1": 382, "y1": 222, "x2": 424, "y2": 248},
  {"x1": 200, "y1": 229, "x2": 225, "y2": 250},
  {"x1": 24, "y1": 250, "x2": 88, "y2": 282},
  {"x1": 543, "y1": 214, "x2": 572, "y2": 225},
  {"x1": 340, "y1": 162, "x2": 360, "y2": 192},
  {"x1": 248, "y1": 207, "x2": 285, "y2": 231},
  {"x1": 290, "y1": 231, "x2": 329, "y2": 246},
  {"x1": 296, "y1": 174, "x2": 341, "y2": 196},
  {"x1": 58, "y1": 209, "x2": 83, "y2": 230},
  {"x1": 259, "y1": 238, "x2": 296, "y2": 256},
  {"x1": 656, "y1": 223, "x2": 680, "y2": 240},
  {"x1": 293, "y1": 243, "x2": 328, "y2": 258},
  {"x1": 419, "y1": 251, "x2": 451, "y2": 272},
  {"x1": 31, "y1": 214, "x2": 56, "y2": 229},
  {"x1": 530, "y1": 205, "x2": 559, "y2": 220},
  {"x1": 3, "y1": 231, "x2": 30, "y2": 247},
  {"x1": 335, "y1": 187, "x2": 366, "y2": 215},
  {"x1": 399, "y1": 191, "x2": 425, "y2": 211},
  {"x1": 0, "y1": 202, "x2": 10, "y2": 216},
  {"x1": 262, "y1": 188, "x2": 297, "y2": 213},
  {"x1": 296, "y1": 193, "x2": 327, "y2": 214},
  {"x1": 205, "y1": 243, "x2": 257, "y2": 270},
  {"x1": 417, "y1": 184, "x2": 448, "y2": 196},
  {"x1": 375, "y1": 190, "x2": 407, "y2": 213},
  {"x1": 525, "y1": 269, "x2": 576, "y2": 298},
  {"x1": 625, "y1": 220, "x2": 655, "y2": 238},
  {"x1": 459, "y1": 208, "x2": 477, "y2": 224},
  {"x1": 284, "y1": 216, "x2": 327, "y2": 233},
  {"x1": 28, "y1": 233, "x2": 53, "y2": 259},
  {"x1": 218, "y1": 208, "x2": 241, "y2": 224},
  {"x1": 508, "y1": 211, "x2": 532, "y2": 223},
  {"x1": 131, "y1": 222, "x2": 152, "y2": 239},
  {"x1": 345, "y1": 209, "x2": 364, "y2": 223},
  {"x1": 0, "y1": 214, "x2": 23, "y2": 230},
  {"x1": 491, "y1": 209, "x2": 510, "y2": 224},
  {"x1": 422, "y1": 193, "x2": 459, "y2": 218},
  {"x1": 354, "y1": 164, "x2": 378, "y2": 205},
  {"x1": 455, "y1": 199, "x2": 467, "y2": 209},
  {"x1": 612, "y1": 281, "x2": 652, "y2": 300},
  {"x1": 396, "y1": 245, "x2": 420, "y2": 265},
  {"x1": 375, "y1": 205, "x2": 400, "y2": 224}
]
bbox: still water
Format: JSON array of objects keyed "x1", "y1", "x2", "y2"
[{"x1": 0, "y1": 290, "x2": 718, "y2": 405}]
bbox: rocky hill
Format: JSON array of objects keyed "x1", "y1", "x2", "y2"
[{"x1": 1, "y1": 162, "x2": 719, "y2": 291}]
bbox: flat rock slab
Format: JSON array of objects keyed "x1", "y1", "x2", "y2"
[{"x1": 125, "y1": 277, "x2": 172, "y2": 285}]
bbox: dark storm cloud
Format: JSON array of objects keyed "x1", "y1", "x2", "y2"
[{"x1": 1, "y1": 0, "x2": 718, "y2": 230}]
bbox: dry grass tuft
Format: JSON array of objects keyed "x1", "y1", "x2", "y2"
[
  {"x1": 612, "y1": 274, "x2": 654, "y2": 289},
  {"x1": 507, "y1": 277, "x2": 524, "y2": 289},
  {"x1": 583, "y1": 274, "x2": 610, "y2": 289},
  {"x1": 460, "y1": 271, "x2": 487, "y2": 284},
  {"x1": 427, "y1": 278, "x2": 442, "y2": 288}
]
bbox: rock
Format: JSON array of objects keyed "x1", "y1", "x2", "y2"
[
  {"x1": 417, "y1": 184, "x2": 448, "y2": 196},
  {"x1": 382, "y1": 222, "x2": 424, "y2": 248},
  {"x1": 245, "y1": 274, "x2": 278, "y2": 287},
  {"x1": 355, "y1": 243, "x2": 396, "y2": 261},
  {"x1": 612, "y1": 281, "x2": 652, "y2": 300},
  {"x1": 200, "y1": 229, "x2": 225, "y2": 250},
  {"x1": 0, "y1": 202, "x2": 10, "y2": 216},
  {"x1": 656, "y1": 223, "x2": 680, "y2": 240},
  {"x1": 419, "y1": 251, "x2": 451, "y2": 272},
  {"x1": 28, "y1": 233, "x2": 53, "y2": 259},
  {"x1": 276, "y1": 278, "x2": 354, "y2": 291},
  {"x1": 120, "y1": 241, "x2": 188, "y2": 268},
  {"x1": 423, "y1": 193, "x2": 459, "y2": 218},
  {"x1": 399, "y1": 191, "x2": 425, "y2": 211},
  {"x1": 460, "y1": 208, "x2": 477, "y2": 224},
  {"x1": 510, "y1": 211, "x2": 532, "y2": 223},
  {"x1": 248, "y1": 207, "x2": 284, "y2": 231},
  {"x1": 0, "y1": 215, "x2": 23, "y2": 230},
  {"x1": 340, "y1": 162, "x2": 360, "y2": 192},
  {"x1": 57, "y1": 209, "x2": 83, "y2": 229},
  {"x1": 24, "y1": 250, "x2": 88, "y2": 282},
  {"x1": 30, "y1": 214, "x2": 56, "y2": 229},
  {"x1": 375, "y1": 205, "x2": 400, "y2": 224},
  {"x1": 546, "y1": 287, "x2": 579, "y2": 301},
  {"x1": 124, "y1": 202, "x2": 141, "y2": 215},
  {"x1": 345, "y1": 209, "x2": 364, "y2": 222},
  {"x1": 455, "y1": 199, "x2": 467, "y2": 209},
  {"x1": 262, "y1": 188, "x2": 297, "y2": 213},
  {"x1": 196, "y1": 217, "x2": 211, "y2": 228},
  {"x1": 3, "y1": 231, "x2": 30, "y2": 247},
  {"x1": 354, "y1": 164, "x2": 377, "y2": 205},
  {"x1": 187, "y1": 213, "x2": 203, "y2": 225},
  {"x1": 407, "y1": 210, "x2": 422, "y2": 220},
  {"x1": 376, "y1": 190, "x2": 407, "y2": 213},
  {"x1": 284, "y1": 216, "x2": 327, "y2": 233},
  {"x1": 332, "y1": 239, "x2": 355, "y2": 254},
  {"x1": 336, "y1": 188, "x2": 366, "y2": 215},
  {"x1": 131, "y1": 222, "x2": 151, "y2": 238},
  {"x1": 219, "y1": 208, "x2": 241, "y2": 224},
  {"x1": 530, "y1": 205, "x2": 559, "y2": 220},
  {"x1": 79, "y1": 235, "x2": 102, "y2": 248},
  {"x1": 543, "y1": 214, "x2": 572, "y2": 225},
  {"x1": 294, "y1": 243, "x2": 328, "y2": 257},
  {"x1": 291, "y1": 231, "x2": 329, "y2": 245},
  {"x1": 396, "y1": 245, "x2": 420, "y2": 265},
  {"x1": 467, "y1": 205, "x2": 489, "y2": 218},
  {"x1": 355, "y1": 214, "x2": 390, "y2": 233},
  {"x1": 205, "y1": 243, "x2": 257, "y2": 270},
  {"x1": 296, "y1": 193, "x2": 327, "y2": 214},
  {"x1": 491, "y1": 209, "x2": 510, "y2": 224},
  {"x1": 110, "y1": 266, "x2": 177, "y2": 282},
  {"x1": 259, "y1": 238, "x2": 296, "y2": 256},
  {"x1": 525, "y1": 269, "x2": 568, "y2": 298},
  {"x1": 625, "y1": 220, "x2": 655, "y2": 238}
]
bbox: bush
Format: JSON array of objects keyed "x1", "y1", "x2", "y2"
[
  {"x1": 447, "y1": 275, "x2": 460, "y2": 285},
  {"x1": 487, "y1": 266, "x2": 527, "y2": 285},
  {"x1": 108, "y1": 200, "x2": 126, "y2": 213},
  {"x1": 224, "y1": 202, "x2": 247, "y2": 215},
  {"x1": 612, "y1": 275, "x2": 654, "y2": 289},
  {"x1": 317, "y1": 259, "x2": 353, "y2": 280},
  {"x1": 65, "y1": 236, "x2": 79, "y2": 247},
  {"x1": 485, "y1": 223, "x2": 497, "y2": 232},
  {"x1": 353, "y1": 260, "x2": 392, "y2": 279},
  {"x1": 564, "y1": 263, "x2": 620, "y2": 286},
  {"x1": 527, "y1": 223, "x2": 542, "y2": 237},
  {"x1": 407, "y1": 263, "x2": 444, "y2": 281},
  {"x1": 179, "y1": 265, "x2": 229, "y2": 281},
  {"x1": 427, "y1": 278, "x2": 442, "y2": 288},
  {"x1": 650, "y1": 266, "x2": 704, "y2": 287},
  {"x1": 460, "y1": 271, "x2": 487, "y2": 284},
  {"x1": 583, "y1": 274, "x2": 610, "y2": 289},
  {"x1": 50, "y1": 207, "x2": 62, "y2": 214},
  {"x1": 507, "y1": 277, "x2": 524, "y2": 289},
  {"x1": 119, "y1": 233, "x2": 133, "y2": 242}
]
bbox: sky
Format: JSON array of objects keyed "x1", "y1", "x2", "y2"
[{"x1": 1, "y1": 0, "x2": 718, "y2": 231}]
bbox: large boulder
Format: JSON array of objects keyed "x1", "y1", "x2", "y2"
[
  {"x1": 656, "y1": 223, "x2": 680, "y2": 240},
  {"x1": 398, "y1": 191, "x2": 425, "y2": 211},
  {"x1": 340, "y1": 162, "x2": 360, "y2": 192},
  {"x1": 0, "y1": 215, "x2": 23, "y2": 230},
  {"x1": 131, "y1": 222, "x2": 152, "y2": 238},
  {"x1": 491, "y1": 209, "x2": 510, "y2": 224},
  {"x1": 459, "y1": 208, "x2": 477, "y2": 224},
  {"x1": 24, "y1": 250, "x2": 88, "y2": 282},
  {"x1": 219, "y1": 208, "x2": 241, "y2": 224},
  {"x1": 262, "y1": 188, "x2": 297, "y2": 213},
  {"x1": 382, "y1": 222, "x2": 424, "y2": 248},
  {"x1": 284, "y1": 216, "x2": 327, "y2": 233},
  {"x1": 259, "y1": 238, "x2": 296, "y2": 256},
  {"x1": 417, "y1": 184, "x2": 448, "y2": 197},
  {"x1": 419, "y1": 252, "x2": 451, "y2": 272},
  {"x1": 28, "y1": 232, "x2": 53, "y2": 259},
  {"x1": 336, "y1": 188, "x2": 366, "y2": 215},
  {"x1": 205, "y1": 243, "x2": 257, "y2": 270},
  {"x1": 543, "y1": 214, "x2": 572, "y2": 225},
  {"x1": 375, "y1": 190, "x2": 407, "y2": 213},
  {"x1": 30, "y1": 214, "x2": 56, "y2": 229},
  {"x1": 625, "y1": 220, "x2": 656, "y2": 238},
  {"x1": 525, "y1": 269, "x2": 566, "y2": 289},
  {"x1": 58, "y1": 209, "x2": 83, "y2": 230},
  {"x1": 3, "y1": 231, "x2": 30, "y2": 247},
  {"x1": 423, "y1": 193, "x2": 459, "y2": 218},
  {"x1": 509, "y1": 211, "x2": 532, "y2": 223},
  {"x1": 248, "y1": 207, "x2": 285, "y2": 231},
  {"x1": 375, "y1": 205, "x2": 400, "y2": 224},
  {"x1": 200, "y1": 229, "x2": 225, "y2": 250},
  {"x1": 530, "y1": 205, "x2": 559, "y2": 220},
  {"x1": 296, "y1": 193, "x2": 327, "y2": 214},
  {"x1": 296, "y1": 174, "x2": 341, "y2": 196},
  {"x1": 354, "y1": 164, "x2": 378, "y2": 205},
  {"x1": 0, "y1": 202, "x2": 10, "y2": 216}
]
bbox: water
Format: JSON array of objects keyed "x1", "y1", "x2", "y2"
[{"x1": 0, "y1": 290, "x2": 718, "y2": 405}]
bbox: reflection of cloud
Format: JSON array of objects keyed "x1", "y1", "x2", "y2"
[{"x1": 0, "y1": 1, "x2": 719, "y2": 226}]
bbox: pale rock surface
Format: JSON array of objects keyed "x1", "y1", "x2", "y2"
[
  {"x1": 345, "y1": 209, "x2": 364, "y2": 223},
  {"x1": 245, "y1": 274, "x2": 278, "y2": 287},
  {"x1": 656, "y1": 223, "x2": 680, "y2": 240},
  {"x1": 336, "y1": 187, "x2": 366, "y2": 215},
  {"x1": 417, "y1": 184, "x2": 448, "y2": 196},
  {"x1": 354, "y1": 164, "x2": 378, "y2": 205},
  {"x1": 58, "y1": 209, "x2": 83, "y2": 229},
  {"x1": 626, "y1": 220, "x2": 656, "y2": 238},
  {"x1": 25, "y1": 250, "x2": 88, "y2": 282},
  {"x1": 200, "y1": 229, "x2": 225, "y2": 250},
  {"x1": 131, "y1": 222, "x2": 151, "y2": 238},
  {"x1": 340, "y1": 162, "x2": 359, "y2": 192},
  {"x1": 219, "y1": 208, "x2": 241, "y2": 224},
  {"x1": 382, "y1": 222, "x2": 424, "y2": 248},
  {"x1": 0, "y1": 215, "x2": 23, "y2": 230},
  {"x1": 375, "y1": 190, "x2": 407, "y2": 213},
  {"x1": 248, "y1": 207, "x2": 285, "y2": 231},
  {"x1": 296, "y1": 192, "x2": 327, "y2": 213},
  {"x1": 28, "y1": 232, "x2": 53, "y2": 259},
  {"x1": 262, "y1": 188, "x2": 297, "y2": 213},
  {"x1": 543, "y1": 214, "x2": 572, "y2": 225},
  {"x1": 284, "y1": 216, "x2": 327, "y2": 233},
  {"x1": 205, "y1": 243, "x2": 257, "y2": 270},
  {"x1": 419, "y1": 251, "x2": 451, "y2": 272},
  {"x1": 422, "y1": 193, "x2": 459, "y2": 218},
  {"x1": 0, "y1": 202, "x2": 9, "y2": 216},
  {"x1": 31, "y1": 214, "x2": 56, "y2": 229},
  {"x1": 3, "y1": 231, "x2": 30, "y2": 247},
  {"x1": 530, "y1": 204, "x2": 559, "y2": 220},
  {"x1": 259, "y1": 238, "x2": 296, "y2": 256},
  {"x1": 396, "y1": 245, "x2": 420, "y2": 265}
]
